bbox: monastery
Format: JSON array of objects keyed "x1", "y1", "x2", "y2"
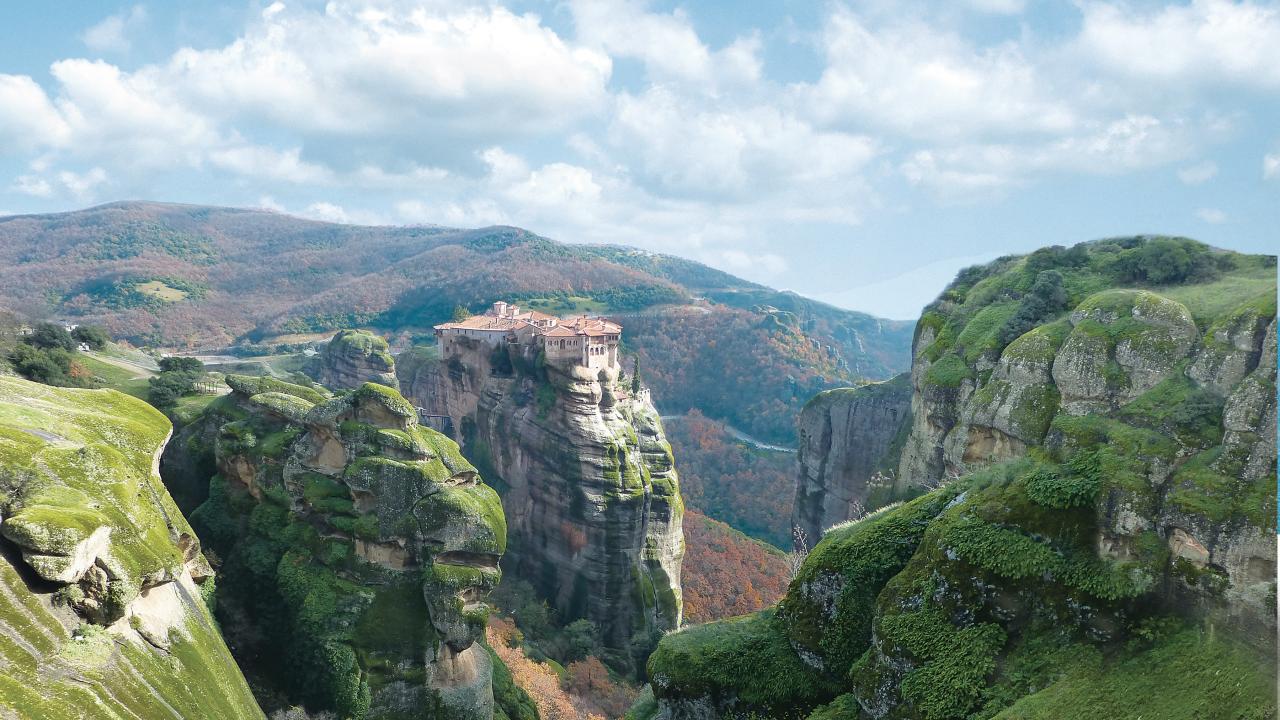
[{"x1": 433, "y1": 301, "x2": 622, "y2": 371}]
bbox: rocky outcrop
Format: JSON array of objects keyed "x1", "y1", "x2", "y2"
[
  {"x1": 184, "y1": 376, "x2": 505, "y2": 719},
  {"x1": 308, "y1": 329, "x2": 399, "y2": 391},
  {"x1": 791, "y1": 373, "x2": 911, "y2": 547},
  {"x1": 648, "y1": 239, "x2": 1277, "y2": 720},
  {"x1": 400, "y1": 336, "x2": 684, "y2": 671},
  {"x1": 0, "y1": 376, "x2": 262, "y2": 719}
]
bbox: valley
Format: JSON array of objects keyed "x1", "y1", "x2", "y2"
[{"x1": 0, "y1": 217, "x2": 1274, "y2": 720}]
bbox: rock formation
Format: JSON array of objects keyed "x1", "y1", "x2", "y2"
[
  {"x1": 791, "y1": 373, "x2": 911, "y2": 547},
  {"x1": 648, "y1": 238, "x2": 1277, "y2": 719},
  {"x1": 0, "y1": 376, "x2": 262, "y2": 719},
  {"x1": 308, "y1": 329, "x2": 399, "y2": 391},
  {"x1": 184, "y1": 375, "x2": 506, "y2": 719},
  {"x1": 400, "y1": 334, "x2": 684, "y2": 671}
]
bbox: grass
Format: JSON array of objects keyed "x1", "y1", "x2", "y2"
[
  {"x1": 134, "y1": 279, "x2": 189, "y2": 302},
  {"x1": 992, "y1": 628, "x2": 1275, "y2": 719},
  {"x1": 519, "y1": 295, "x2": 611, "y2": 315},
  {"x1": 1155, "y1": 259, "x2": 1276, "y2": 327},
  {"x1": 648, "y1": 610, "x2": 841, "y2": 717}
]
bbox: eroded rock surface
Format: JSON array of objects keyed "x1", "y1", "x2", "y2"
[
  {"x1": 649, "y1": 239, "x2": 1277, "y2": 720},
  {"x1": 0, "y1": 376, "x2": 262, "y2": 719},
  {"x1": 186, "y1": 376, "x2": 504, "y2": 719},
  {"x1": 400, "y1": 335, "x2": 684, "y2": 670},
  {"x1": 791, "y1": 373, "x2": 911, "y2": 547},
  {"x1": 308, "y1": 329, "x2": 399, "y2": 391}
]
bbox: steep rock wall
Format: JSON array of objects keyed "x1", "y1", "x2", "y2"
[
  {"x1": 0, "y1": 377, "x2": 263, "y2": 719},
  {"x1": 648, "y1": 239, "x2": 1277, "y2": 720},
  {"x1": 791, "y1": 373, "x2": 912, "y2": 547},
  {"x1": 400, "y1": 338, "x2": 684, "y2": 670},
  {"x1": 308, "y1": 329, "x2": 399, "y2": 391},
  {"x1": 184, "y1": 377, "x2": 505, "y2": 719}
]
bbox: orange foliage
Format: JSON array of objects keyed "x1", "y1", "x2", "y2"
[
  {"x1": 681, "y1": 510, "x2": 790, "y2": 624},
  {"x1": 564, "y1": 657, "x2": 638, "y2": 719},
  {"x1": 487, "y1": 618, "x2": 607, "y2": 720},
  {"x1": 665, "y1": 409, "x2": 795, "y2": 547}
]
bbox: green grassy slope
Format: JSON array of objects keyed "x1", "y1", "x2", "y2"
[{"x1": 0, "y1": 376, "x2": 263, "y2": 719}]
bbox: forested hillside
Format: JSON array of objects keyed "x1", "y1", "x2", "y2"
[{"x1": 0, "y1": 201, "x2": 911, "y2": 444}]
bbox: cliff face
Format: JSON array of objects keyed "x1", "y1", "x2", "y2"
[
  {"x1": 183, "y1": 376, "x2": 506, "y2": 719},
  {"x1": 400, "y1": 337, "x2": 684, "y2": 671},
  {"x1": 0, "y1": 376, "x2": 262, "y2": 719},
  {"x1": 791, "y1": 374, "x2": 912, "y2": 547},
  {"x1": 309, "y1": 329, "x2": 399, "y2": 391},
  {"x1": 648, "y1": 239, "x2": 1277, "y2": 720}
]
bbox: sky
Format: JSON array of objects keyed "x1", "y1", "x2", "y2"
[{"x1": 0, "y1": 1, "x2": 1277, "y2": 319}]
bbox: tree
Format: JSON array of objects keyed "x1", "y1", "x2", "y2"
[
  {"x1": 996, "y1": 270, "x2": 1067, "y2": 347},
  {"x1": 72, "y1": 325, "x2": 110, "y2": 350},
  {"x1": 28, "y1": 322, "x2": 75, "y2": 351},
  {"x1": 630, "y1": 356, "x2": 641, "y2": 394},
  {"x1": 452, "y1": 305, "x2": 472, "y2": 322},
  {"x1": 158, "y1": 356, "x2": 204, "y2": 374},
  {"x1": 149, "y1": 356, "x2": 205, "y2": 408},
  {"x1": 9, "y1": 343, "x2": 72, "y2": 385}
]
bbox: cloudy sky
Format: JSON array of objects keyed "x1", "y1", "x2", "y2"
[{"x1": 1, "y1": 1, "x2": 1277, "y2": 318}]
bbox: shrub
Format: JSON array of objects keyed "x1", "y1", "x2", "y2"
[
  {"x1": 71, "y1": 324, "x2": 110, "y2": 350},
  {"x1": 27, "y1": 322, "x2": 75, "y2": 351}
]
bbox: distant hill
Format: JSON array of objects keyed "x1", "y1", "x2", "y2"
[{"x1": 0, "y1": 201, "x2": 913, "y2": 441}]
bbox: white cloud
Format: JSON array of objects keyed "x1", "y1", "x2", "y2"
[
  {"x1": 162, "y1": 3, "x2": 611, "y2": 140},
  {"x1": 609, "y1": 86, "x2": 876, "y2": 205},
  {"x1": 14, "y1": 167, "x2": 107, "y2": 201},
  {"x1": 570, "y1": 0, "x2": 759, "y2": 87},
  {"x1": 717, "y1": 249, "x2": 788, "y2": 277},
  {"x1": 1265, "y1": 153, "x2": 1280, "y2": 179},
  {"x1": 302, "y1": 202, "x2": 351, "y2": 223},
  {"x1": 1077, "y1": 0, "x2": 1280, "y2": 88},
  {"x1": 1196, "y1": 207, "x2": 1227, "y2": 223},
  {"x1": 209, "y1": 145, "x2": 333, "y2": 184},
  {"x1": 59, "y1": 167, "x2": 108, "y2": 200},
  {"x1": 804, "y1": 6, "x2": 1076, "y2": 141},
  {"x1": 902, "y1": 115, "x2": 1189, "y2": 198},
  {"x1": 81, "y1": 5, "x2": 148, "y2": 53},
  {"x1": 48, "y1": 58, "x2": 221, "y2": 167},
  {"x1": 1177, "y1": 161, "x2": 1218, "y2": 185},
  {"x1": 13, "y1": 175, "x2": 52, "y2": 198},
  {"x1": 0, "y1": 75, "x2": 71, "y2": 152}
]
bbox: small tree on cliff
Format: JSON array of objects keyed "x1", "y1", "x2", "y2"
[
  {"x1": 451, "y1": 305, "x2": 472, "y2": 322},
  {"x1": 631, "y1": 356, "x2": 642, "y2": 394}
]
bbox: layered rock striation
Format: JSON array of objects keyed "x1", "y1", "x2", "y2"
[
  {"x1": 400, "y1": 334, "x2": 684, "y2": 671},
  {"x1": 0, "y1": 376, "x2": 263, "y2": 719},
  {"x1": 185, "y1": 376, "x2": 506, "y2": 719},
  {"x1": 308, "y1": 329, "x2": 399, "y2": 391},
  {"x1": 791, "y1": 373, "x2": 912, "y2": 547},
  {"x1": 650, "y1": 238, "x2": 1277, "y2": 720}
]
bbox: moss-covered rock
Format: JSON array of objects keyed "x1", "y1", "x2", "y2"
[
  {"x1": 186, "y1": 377, "x2": 505, "y2": 719},
  {"x1": 309, "y1": 329, "x2": 399, "y2": 391},
  {"x1": 670, "y1": 239, "x2": 1277, "y2": 720},
  {"x1": 0, "y1": 376, "x2": 263, "y2": 719},
  {"x1": 400, "y1": 337, "x2": 684, "y2": 674}
]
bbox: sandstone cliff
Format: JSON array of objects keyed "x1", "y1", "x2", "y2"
[
  {"x1": 183, "y1": 376, "x2": 507, "y2": 719},
  {"x1": 648, "y1": 238, "x2": 1277, "y2": 720},
  {"x1": 308, "y1": 329, "x2": 399, "y2": 391},
  {"x1": 791, "y1": 374, "x2": 911, "y2": 547},
  {"x1": 0, "y1": 376, "x2": 263, "y2": 719},
  {"x1": 400, "y1": 338, "x2": 684, "y2": 672}
]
